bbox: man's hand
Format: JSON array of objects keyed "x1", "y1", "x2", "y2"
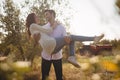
[
  {"x1": 51, "y1": 21, "x2": 60, "y2": 29},
  {"x1": 64, "y1": 36, "x2": 71, "y2": 44}
]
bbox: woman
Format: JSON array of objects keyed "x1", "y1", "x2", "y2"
[{"x1": 26, "y1": 13, "x2": 104, "y2": 68}]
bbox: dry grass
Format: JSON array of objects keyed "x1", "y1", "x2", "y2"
[
  {"x1": 42, "y1": 54, "x2": 120, "y2": 80},
  {"x1": 1, "y1": 52, "x2": 120, "y2": 80},
  {"x1": 48, "y1": 63, "x2": 87, "y2": 80}
]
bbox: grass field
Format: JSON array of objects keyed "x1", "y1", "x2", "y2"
[{"x1": 1, "y1": 50, "x2": 120, "y2": 80}]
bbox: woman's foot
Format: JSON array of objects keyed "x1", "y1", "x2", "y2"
[
  {"x1": 67, "y1": 56, "x2": 80, "y2": 68},
  {"x1": 94, "y1": 34, "x2": 104, "y2": 44}
]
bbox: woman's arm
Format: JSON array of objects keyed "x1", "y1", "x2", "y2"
[{"x1": 30, "y1": 23, "x2": 53, "y2": 35}]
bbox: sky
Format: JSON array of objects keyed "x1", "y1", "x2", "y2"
[
  {"x1": 0, "y1": 0, "x2": 120, "y2": 40},
  {"x1": 69, "y1": 0, "x2": 120, "y2": 40}
]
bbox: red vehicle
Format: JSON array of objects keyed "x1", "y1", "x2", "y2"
[{"x1": 79, "y1": 44, "x2": 113, "y2": 56}]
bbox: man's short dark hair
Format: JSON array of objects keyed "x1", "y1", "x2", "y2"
[{"x1": 44, "y1": 9, "x2": 56, "y2": 17}]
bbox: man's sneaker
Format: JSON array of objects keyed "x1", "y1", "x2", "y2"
[
  {"x1": 67, "y1": 56, "x2": 80, "y2": 68},
  {"x1": 94, "y1": 34, "x2": 104, "y2": 44}
]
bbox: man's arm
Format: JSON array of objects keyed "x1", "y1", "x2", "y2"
[
  {"x1": 52, "y1": 21, "x2": 71, "y2": 44},
  {"x1": 59, "y1": 23, "x2": 71, "y2": 44}
]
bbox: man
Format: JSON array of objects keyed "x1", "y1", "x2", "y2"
[
  {"x1": 32, "y1": 9, "x2": 82, "y2": 80},
  {"x1": 41, "y1": 9, "x2": 67, "y2": 80}
]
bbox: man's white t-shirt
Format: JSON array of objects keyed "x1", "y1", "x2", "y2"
[{"x1": 41, "y1": 23, "x2": 67, "y2": 60}]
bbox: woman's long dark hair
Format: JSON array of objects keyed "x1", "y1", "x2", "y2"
[{"x1": 26, "y1": 13, "x2": 36, "y2": 38}]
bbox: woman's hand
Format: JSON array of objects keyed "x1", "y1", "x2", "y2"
[{"x1": 51, "y1": 21, "x2": 60, "y2": 29}]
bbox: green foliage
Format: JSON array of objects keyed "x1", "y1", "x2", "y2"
[
  {"x1": 0, "y1": 0, "x2": 70, "y2": 61},
  {"x1": 101, "y1": 39, "x2": 120, "y2": 50},
  {"x1": 22, "y1": 0, "x2": 72, "y2": 27},
  {"x1": 116, "y1": 0, "x2": 120, "y2": 14},
  {"x1": 111, "y1": 39, "x2": 120, "y2": 50},
  {"x1": 0, "y1": 0, "x2": 25, "y2": 59},
  {"x1": 116, "y1": 0, "x2": 120, "y2": 9},
  {"x1": 21, "y1": 35, "x2": 42, "y2": 61},
  {"x1": 0, "y1": 0, "x2": 43, "y2": 60}
]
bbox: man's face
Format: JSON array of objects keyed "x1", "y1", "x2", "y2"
[{"x1": 44, "y1": 11, "x2": 52, "y2": 21}]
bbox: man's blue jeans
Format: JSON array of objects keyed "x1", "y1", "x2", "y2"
[{"x1": 52, "y1": 35, "x2": 95, "y2": 56}]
